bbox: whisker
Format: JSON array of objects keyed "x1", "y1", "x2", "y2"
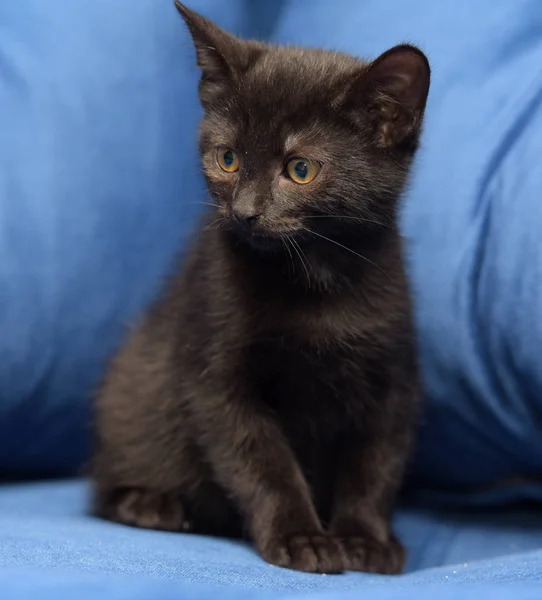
[
  {"x1": 289, "y1": 237, "x2": 311, "y2": 288},
  {"x1": 279, "y1": 234, "x2": 294, "y2": 274},
  {"x1": 188, "y1": 201, "x2": 221, "y2": 209},
  {"x1": 304, "y1": 215, "x2": 391, "y2": 228},
  {"x1": 301, "y1": 227, "x2": 391, "y2": 280},
  {"x1": 198, "y1": 217, "x2": 227, "y2": 237}
]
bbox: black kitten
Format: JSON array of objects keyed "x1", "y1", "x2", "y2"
[{"x1": 93, "y1": 2, "x2": 430, "y2": 575}]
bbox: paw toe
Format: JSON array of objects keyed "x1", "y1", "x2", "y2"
[
  {"x1": 340, "y1": 535, "x2": 405, "y2": 574},
  {"x1": 261, "y1": 533, "x2": 344, "y2": 574},
  {"x1": 106, "y1": 488, "x2": 188, "y2": 532}
]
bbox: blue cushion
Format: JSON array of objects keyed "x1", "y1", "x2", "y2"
[
  {"x1": 272, "y1": 0, "x2": 542, "y2": 490},
  {"x1": 1, "y1": 480, "x2": 542, "y2": 599}
]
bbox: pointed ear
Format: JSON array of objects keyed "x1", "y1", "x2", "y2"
[
  {"x1": 174, "y1": 2, "x2": 251, "y2": 104},
  {"x1": 345, "y1": 45, "x2": 430, "y2": 149}
]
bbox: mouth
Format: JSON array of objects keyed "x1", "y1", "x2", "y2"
[
  {"x1": 231, "y1": 222, "x2": 300, "y2": 252},
  {"x1": 239, "y1": 230, "x2": 284, "y2": 251}
]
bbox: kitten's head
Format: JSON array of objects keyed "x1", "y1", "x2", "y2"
[{"x1": 176, "y1": 2, "x2": 430, "y2": 251}]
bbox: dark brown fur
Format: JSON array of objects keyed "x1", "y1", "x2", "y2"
[{"x1": 92, "y1": 2, "x2": 430, "y2": 574}]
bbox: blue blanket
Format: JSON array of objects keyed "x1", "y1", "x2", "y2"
[{"x1": 1, "y1": 480, "x2": 542, "y2": 599}]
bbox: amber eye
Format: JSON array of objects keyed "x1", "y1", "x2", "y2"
[
  {"x1": 216, "y1": 146, "x2": 239, "y2": 173},
  {"x1": 285, "y1": 158, "x2": 321, "y2": 184}
]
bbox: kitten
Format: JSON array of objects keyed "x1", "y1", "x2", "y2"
[{"x1": 92, "y1": 2, "x2": 430, "y2": 575}]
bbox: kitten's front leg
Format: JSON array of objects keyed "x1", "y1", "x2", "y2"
[
  {"x1": 330, "y1": 384, "x2": 416, "y2": 574},
  {"x1": 191, "y1": 384, "x2": 343, "y2": 573}
]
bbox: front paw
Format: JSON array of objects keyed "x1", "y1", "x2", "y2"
[
  {"x1": 259, "y1": 533, "x2": 344, "y2": 574},
  {"x1": 101, "y1": 488, "x2": 192, "y2": 533},
  {"x1": 337, "y1": 534, "x2": 405, "y2": 574}
]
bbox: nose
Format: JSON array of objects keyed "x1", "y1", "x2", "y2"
[{"x1": 232, "y1": 207, "x2": 262, "y2": 228}]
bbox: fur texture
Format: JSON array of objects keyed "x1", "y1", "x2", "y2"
[{"x1": 93, "y1": 2, "x2": 430, "y2": 574}]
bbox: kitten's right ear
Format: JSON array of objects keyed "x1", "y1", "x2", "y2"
[
  {"x1": 175, "y1": 2, "x2": 248, "y2": 104},
  {"x1": 343, "y1": 44, "x2": 430, "y2": 149}
]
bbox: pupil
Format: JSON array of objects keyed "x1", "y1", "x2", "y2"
[
  {"x1": 295, "y1": 161, "x2": 308, "y2": 178},
  {"x1": 224, "y1": 151, "x2": 234, "y2": 166}
]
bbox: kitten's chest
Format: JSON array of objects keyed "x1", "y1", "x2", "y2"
[
  {"x1": 249, "y1": 289, "x2": 392, "y2": 424},
  {"x1": 247, "y1": 333, "x2": 374, "y2": 436}
]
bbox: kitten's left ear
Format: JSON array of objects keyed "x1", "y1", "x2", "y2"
[
  {"x1": 175, "y1": 2, "x2": 256, "y2": 104},
  {"x1": 346, "y1": 45, "x2": 430, "y2": 149}
]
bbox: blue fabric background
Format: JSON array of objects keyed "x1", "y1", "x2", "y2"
[
  {"x1": 0, "y1": 0, "x2": 233, "y2": 473},
  {"x1": 2, "y1": 0, "x2": 542, "y2": 488}
]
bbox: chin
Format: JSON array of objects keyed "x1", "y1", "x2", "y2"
[
  {"x1": 228, "y1": 218, "x2": 304, "y2": 252},
  {"x1": 230, "y1": 226, "x2": 288, "y2": 253},
  {"x1": 242, "y1": 232, "x2": 285, "y2": 253}
]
